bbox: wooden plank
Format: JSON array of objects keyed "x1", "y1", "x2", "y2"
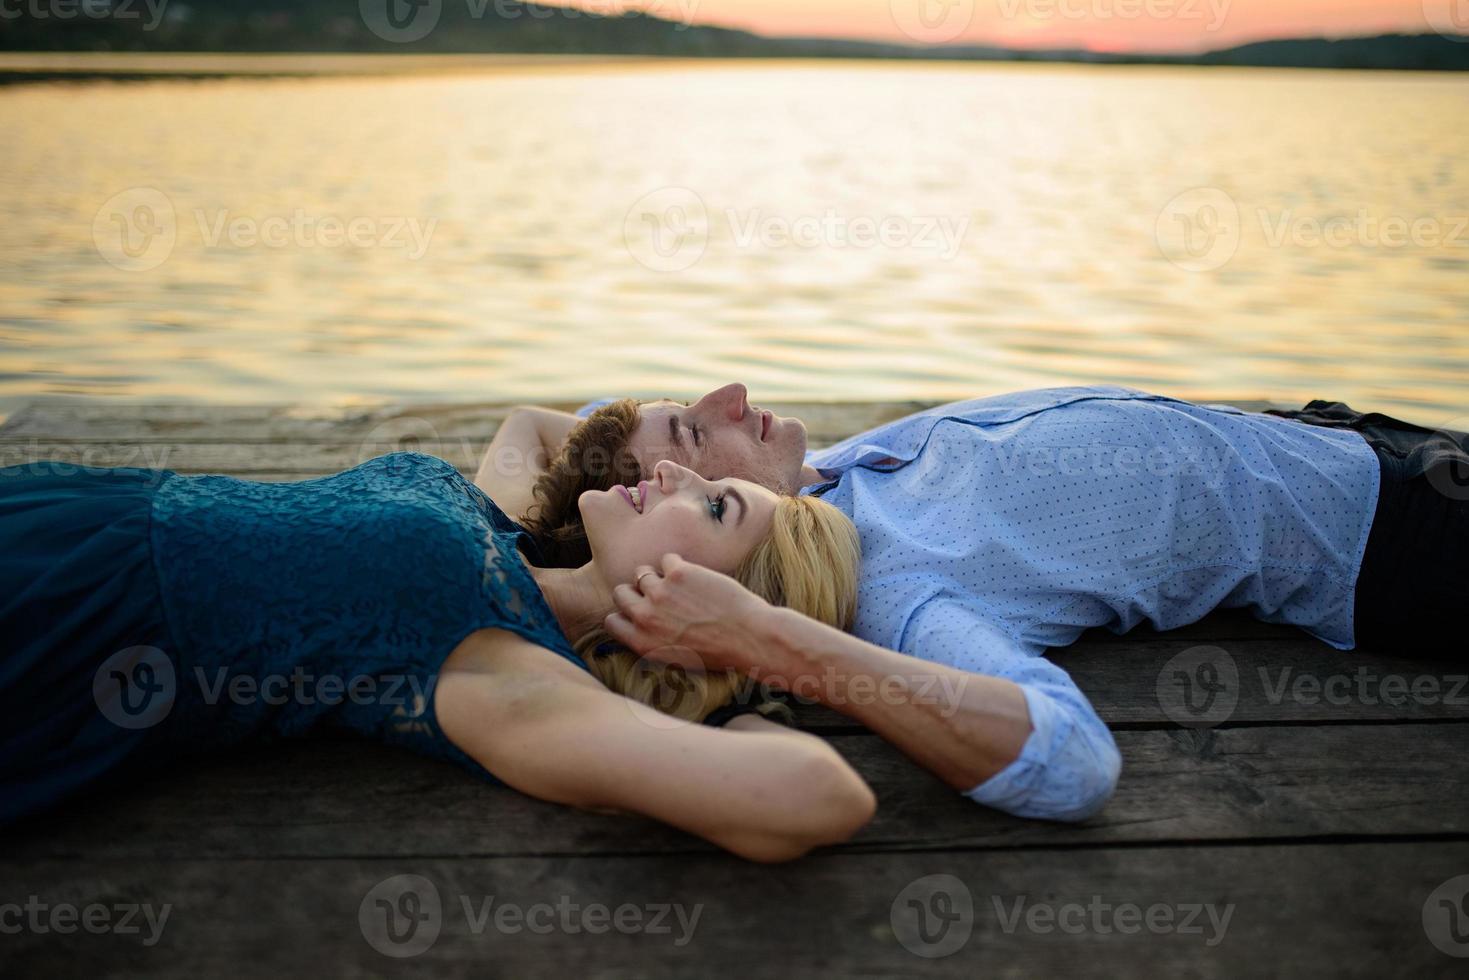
[
  {"x1": 0, "y1": 398, "x2": 1281, "y2": 442},
  {"x1": 1051, "y1": 639, "x2": 1469, "y2": 725},
  {"x1": 0, "y1": 435, "x2": 862, "y2": 474},
  {"x1": 0, "y1": 441, "x2": 491, "y2": 475},
  {"x1": 8, "y1": 723, "x2": 1467, "y2": 861},
  {"x1": 0, "y1": 401, "x2": 940, "y2": 443},
  {"x1": 0, "y1": 842, "x2": 1461, "y2": 978},
  {"x1": 769, "y1": 632, "x2": 1469, "y2": 730}
]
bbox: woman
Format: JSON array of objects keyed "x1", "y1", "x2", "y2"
[{"x1": 0, "y1": 411, "x2": 872, "y2": 863}]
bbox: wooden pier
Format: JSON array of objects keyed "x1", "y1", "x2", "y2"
[{"x1": 2, "y1": 400, "x2": 1466, "y2": 978}]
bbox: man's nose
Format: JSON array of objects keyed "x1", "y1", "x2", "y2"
[{"x1": 700, "y1": 382, "x2": 747, "y2": 420}]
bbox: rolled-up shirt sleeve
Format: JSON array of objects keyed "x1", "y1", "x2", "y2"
[{"x1": 897, "y1": 597, "x2": 1121, "y2": 822}]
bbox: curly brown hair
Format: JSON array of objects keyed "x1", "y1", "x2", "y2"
[{"x1": 520, "y1": 398, "x2": 643, "y2": 568}]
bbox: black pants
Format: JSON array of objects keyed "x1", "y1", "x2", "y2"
[{"x1": 1267, "y1": 401, "x2": 1469, "y2": 659}]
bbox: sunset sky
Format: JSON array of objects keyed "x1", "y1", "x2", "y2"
[{"x1": 616, "y1": 0, "x2": 1452, "y2": 53}]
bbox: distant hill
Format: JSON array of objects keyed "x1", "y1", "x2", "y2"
[
  {"x1": 1, "y1": 1, "x2": 1466, "y2": 70},
  {"x1": 1192, "y1": 33, "x2": 1469, "y2": 70}
]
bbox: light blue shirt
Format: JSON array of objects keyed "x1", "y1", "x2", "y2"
[{"x1": 800, "y1": 386, "x2": 1380, "y2": 822}]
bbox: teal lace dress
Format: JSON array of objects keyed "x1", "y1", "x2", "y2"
[{"x1": 0, "y1": 452, "x2": 590, "y2": 823}]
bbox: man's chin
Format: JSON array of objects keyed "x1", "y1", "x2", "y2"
[{"x1": 784, "y1": 420, "x2": 809, "y2": 463}]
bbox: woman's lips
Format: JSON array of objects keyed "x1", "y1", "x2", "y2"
[{"x1": 616, "y1": 480, "x2": 649, "y2": 513}]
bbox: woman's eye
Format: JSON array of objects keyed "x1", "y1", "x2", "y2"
[{"x1": 707, "y1": 494, "x2": 727, "y2": 523}]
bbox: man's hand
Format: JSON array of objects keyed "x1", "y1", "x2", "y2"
[{"x1": 604, "y1": 554, "x2": 777, "y2": 675}]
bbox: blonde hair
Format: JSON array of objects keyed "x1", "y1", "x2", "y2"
[{"x1": 572, "y1": 493, "x2": 861, "y2": 723}]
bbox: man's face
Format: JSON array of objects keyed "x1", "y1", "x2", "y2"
[{"x1": 626, "y1": 383, "x2": 808, "y2": 495}]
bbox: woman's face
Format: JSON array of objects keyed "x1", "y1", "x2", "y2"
[{"x1": 580, "y1": 459, "x2": 780, "y2": 586}]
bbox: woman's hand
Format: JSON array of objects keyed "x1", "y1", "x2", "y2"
[{"x1": 604, "y1": 553, "x2": 776, "y2": 675}]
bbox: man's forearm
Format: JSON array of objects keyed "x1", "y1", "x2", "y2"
[
  {"x1": 528, "y1": 406, "x2": 581, "y2": 455},
  {"x1": 475, "y1": 406, "x2": 581, "y2": 519},
  {"x1": 751, "y1": 607, "x2": 1032, "y2": 792}
]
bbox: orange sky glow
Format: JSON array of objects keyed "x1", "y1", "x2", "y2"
[{"x1": 594, "y1": 0, "x2": 1456, "y2": 54}]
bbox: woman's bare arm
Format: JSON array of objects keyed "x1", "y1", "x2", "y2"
[
  {"x1": 473, "y1": 406, "x2": 580, "y2": 521},
  {"x1": 434, "y1": 629, "x2": 877, "y2": 863}
]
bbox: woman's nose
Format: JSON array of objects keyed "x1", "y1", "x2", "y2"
[{"x1": 652, "y1": 458, "x2": 698, "y2": 490}]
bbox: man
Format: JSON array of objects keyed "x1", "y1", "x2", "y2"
[{"x1": 503, "y1": 383, "x2": 1464, "y2": 822}]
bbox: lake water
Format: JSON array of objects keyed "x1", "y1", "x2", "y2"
[{"x1": 1, "y1": 59, "x2": 1466, "y2": 423}]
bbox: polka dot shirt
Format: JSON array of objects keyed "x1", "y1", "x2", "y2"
[{"x1": 803, "y1": 386, "x2": 1381, "y2": 821}]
